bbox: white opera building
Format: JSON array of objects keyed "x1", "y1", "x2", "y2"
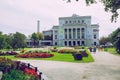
[{"x1": 40, "y1": 14, "x2": 99, "y2": 46}]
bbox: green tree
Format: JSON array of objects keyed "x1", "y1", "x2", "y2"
[
  {"x1": 99, "y1": 36, "x2": 110, "y2": 46},
  {"x1": 6, "y1": 33, "x2": 14, "y2": 49},
  {"x1": 109, "y1": 28, "x2": 120, "y2": 44},
  {"x1": 31, "y1": 32, "x2": 44, "y2": 47},
  {"x1": 0, "y1": 32, "x2": 7, "y2": 49},
  {"x1": 109, "y1": 28, "x2": 120, "y2": 53},
  {"x1": 13, "y1": 32, "x2": 27, "y2": 49},
  {"x1": 65, "y1": 0, "x2": 120, "y2": 22},
  {"x1": 6, "y1": 32, "x2": 27, "y2": 49}
]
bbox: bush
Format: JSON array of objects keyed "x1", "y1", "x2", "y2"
[
  {"x1": 1, "y1": 68, "x2": 38, "y2": 80},
  {"x1": 0, "y1": 57, "x2": 14, "y2": 71},
  {"x1": 80, "y1": 50, "x2": 88, "y2": 57},
  {"x1": 73, "y1": 54, "x2": 83, "y2": 60}
]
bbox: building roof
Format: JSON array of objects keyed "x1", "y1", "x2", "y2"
[
  {"x1": 59, "y1": 14, "x2": 91, "y2": 19},
  {"x1": 52, "y1": 25, "x2": 59, "y2": 29}
]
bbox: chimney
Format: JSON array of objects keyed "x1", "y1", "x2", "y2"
[{"x1": 37, "y1": 20, "x2": 40, "y2": 33}]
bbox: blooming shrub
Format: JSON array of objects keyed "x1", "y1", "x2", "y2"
[
  {"x1": 1, "y1": 68, "x2": 38, "y2": 80},
  {"x1": 72, "y1": 50, "x2": 88, "y2": 60},
  {"x1": 0, "y1": 57, "x2": 42, "y2": 80},
  {"x1": 50, "y1": 47, "x2": 58, "y2": 52},
  {"x1": 80, "y1": 51, "x2": 88, "y2": 57},
  {"x1": 58, "y1": 49, "x2": 77, "y2": 53},
  {"x1": 73, "y1": 54, "x2": 83, "y2": 60},
  {"x1": 15, "y1": 53, "x2": 54, "y2": 58},
  {"x1": 24, "y1": 68, "x2": 38, "y2": 77}
]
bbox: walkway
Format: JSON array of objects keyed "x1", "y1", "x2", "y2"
[{"x1": 20, "y1": 51, "x2": 120, "y2": 80}]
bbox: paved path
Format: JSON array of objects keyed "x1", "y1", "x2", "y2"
[{"x1": 20, "y1": 51, "x2": 120, "y2": 80}]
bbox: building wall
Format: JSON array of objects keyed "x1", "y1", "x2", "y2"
[{"x1": 42, "y1": 14, "x2": 99, "y2": 46}]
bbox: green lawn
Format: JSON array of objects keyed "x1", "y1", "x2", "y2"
[
  {"x1": 107, "y1": 47, "x2": 120, "y2": 55},
  {"x1": 0, "y1": 49, "x2": 94, "y2": 63}
]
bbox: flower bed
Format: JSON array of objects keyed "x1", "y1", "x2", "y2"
[
  {"x1": 0, "y1": 51, "x2": 18, "y2": 56},
  {"x1": 15, "y1": 53, "x2": 54, "y2": 58},
  {"x1": 24, "y1": 68, "x2": 38, "y2": 77},
  {"x1": 0, "y1": 57, "x2": 43, "y2": 80},
  {"x1": 58, "y1": 49, "x2": 77, "y2": 53},
  {"x1": 50, "y1": 47, "x2": 58, "y2": 52},
  {"x1": 72, "y1": 50, "x2": 88, "y2": 60},
  {"x1": 24, "y1": 50, "x2": 51, "y2": 54}
]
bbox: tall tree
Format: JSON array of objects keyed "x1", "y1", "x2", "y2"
[
  {"x1": 109, "y1": 28, "x2": 120, "y2": 44},
  {"x1": 31, "y1": 32, "x2": 44, "y2": 47},
  {"x1": 109, "y1": 28, "x2": 120, "y2": 53},
  {"x1": 6, "y1": 33, "x2": 14, "y2": 49},
  {"x1": 65, "y1": 0, "x2": 120, "y2": 22},
  {"x1": 13, "y1": 32, "x2": 27, "y2": 49},
  {"x1": 99, "y1": 36, "x2": 110, "y2": 45},
  {"x1": 0, "y1": 32, "x2": 7, "y2": 49}
]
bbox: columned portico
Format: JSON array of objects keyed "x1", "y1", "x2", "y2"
[{"x1": 42, "y1": 14, "x2": 99, "y2": 47}]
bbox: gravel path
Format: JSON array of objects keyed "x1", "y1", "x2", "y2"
[{"x1": 20, "y1": 51, "x2": 120, "y2": 80}]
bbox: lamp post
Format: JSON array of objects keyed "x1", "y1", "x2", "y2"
[{"x1": 116, "y1": 33, "x2": 120, "y2": 53}]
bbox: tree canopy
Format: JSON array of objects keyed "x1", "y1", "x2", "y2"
[
  {"x1": 0, "y1": 32, "x2": 27, "y2": 49},
  {"x1": 65, "y1": 0, "x2": 120, "y2": 22},
  {"x1": 31, "y1": 32, "x2": 44, "y2": 47}
]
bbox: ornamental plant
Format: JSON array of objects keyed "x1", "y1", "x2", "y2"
[
  {"x1": 15, "y1": 53, "x2": 54, "y2": 58},
  {"x1": 58, "y1": 49, "x2": 77, "y2": 53},
  {"x1": 24, "y1": 68, "x2": 38, "y2": 77},
  {"x1": 0, "y1": 57, "x2": 42, "y2": 80},
  {"x1": 0, "y1": 51, "x2": 18, "y2": 56}
]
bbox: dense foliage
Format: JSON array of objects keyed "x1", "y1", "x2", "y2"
[
  {"x1": 0, "y1": 57, "x2": 41, "y2": 80},
  {"x1": 109, "y1": 28, "x2": 120, "y2": 53},
  {"x1": 31, "y1": 32, "x2": 44, "y2": 47},
  {"x1": 65, "y1": 0, "x2": 120, "y2": 22},
  {"x1": 1, "y1": 68, "x2": 38, "y2": 80},
  {"x1": 0, "y1": 32, "x2": 27, "y2": 49},
  {"x1": 100, "y1": 28, "x2": 120, "y2": 53},
  {"x1": 99, "y1": 36, "x2": 110, "y2": 46}
]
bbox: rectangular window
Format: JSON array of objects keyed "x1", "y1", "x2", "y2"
[
  {"x1": 94, "y1": 34, "x2": 96, "y2": 39},
  {"x1": 64, "y1": 41, "x2": 67, "y2": 46},
  {"x1": 77, "y1": 28, "x2": 80, "y2": 39},
  {"x1": 81, "y1": 33, "x2": 85, "y2": 39},
  {"x1": 73, "y1": 28, "x2": 76, "y2": 39},
  {"x1": 64, "y1": 29, "x2": 67, "y2": 39},
  {"x1": 55, "y1": 35, "x2": 57, "y2": 39}
]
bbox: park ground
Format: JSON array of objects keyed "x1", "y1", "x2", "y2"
[{"x1": 21, "y1": 51, "x2": 120, "y2": 80}]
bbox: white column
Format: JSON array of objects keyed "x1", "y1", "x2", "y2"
[{"x1": 52, "y1": 29, "x2": 55, "y2": 45}]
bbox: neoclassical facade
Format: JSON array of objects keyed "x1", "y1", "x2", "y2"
[{"x1": 41, "y1": 14, "x2": 99, "y2": 46}]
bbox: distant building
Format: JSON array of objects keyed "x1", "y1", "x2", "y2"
[{"x1": 41, "y1": 14, "x2": 99, "y2": 46}]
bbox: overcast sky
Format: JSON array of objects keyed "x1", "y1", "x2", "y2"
[{"x1": 0, "y1": 0, "x2": 120, "y2": 38}]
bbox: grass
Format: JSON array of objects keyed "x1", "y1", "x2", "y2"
[
  {"x1": 107, "y1": 47, "x2": 120, "y2": 56},
  {"x1": 0, "y1": 49, "x2": 94, "y2": 63}
]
